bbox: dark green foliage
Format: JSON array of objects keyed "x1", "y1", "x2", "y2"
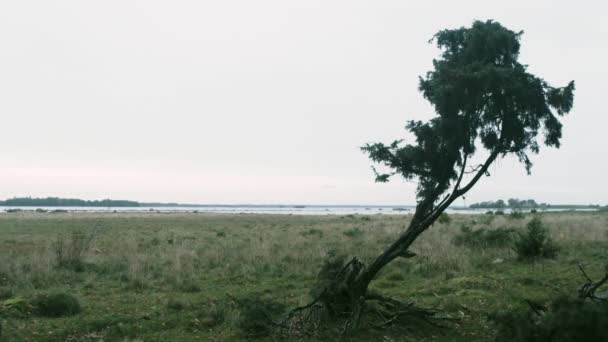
[
  {"x1": 237, "y1": 295, "x2": 285, "y2": 338},
  {"x1": 495, "y1": 210, "x2": 505, "y2": 215},
  {"x1": 343, "y1": 227, "x2": 364, "y2": 238},
  {"x1": 191, "y1": 301, "x2": 225, "y2": 329},
  {"x1": 437, "y1": 213, "x2": 451, "y2": 224},
  {"x1": 310, "y1": 251, "x2": 347, "y2": 299},
  {"x1": 509, "y1": 210, "x2": 525, "y2": 219},
  {"x1": 53, "y1": 227, "x2": 99, "y2": 272},
  {"x1": 0, "y1": 196, "x2": 139, "y2": 207},
  {"x1": 453, "y1": 225, "x2": 516, "y2": 249},
  {"x1": 472, "y1": 198, "x2": 540, "y2": 209},
  {"x1": 362, "y1": 19, "x2": 574, "y2": 211},
  {"x1": 301, "y1": 228, "x2": 324, "y2": 237},
  {"x1": 0, "y1": 287, "x2": 13, "y2": 300},
  {"x1": 178, "y1": 281, "x2": 201, "y2": 293},
  {"x1": 167, "y1": 298, "x2": 186, "y2": 311},
  {"x1": 491, "y1": 296, "x2": 608, "y2": 341},
  {"x1": 513, "y1": 217, "x2": 558, "y2": 260},
  {"x1": 32, "y1": 293, "x2": 81, "y2": 317}
]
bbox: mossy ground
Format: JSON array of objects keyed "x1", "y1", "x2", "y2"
[{"x1": 0, "y1": 211, "x2": 606, "y2": 341}]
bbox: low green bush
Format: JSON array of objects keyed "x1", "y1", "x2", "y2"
[
  {"x1": 509, "y1": 210, "x2": 525, "y2": 219},
  {"x1": 438, "y1": 213, "x2": 451, "y2": 224},
  {"x1": 513, "y1": 217, "x2": 558, "y2": 260},
  {"x1": 0, "y1": 287, "x2": 14, "y2": 300},
  {"x1": 301, "y1": 228, "x2": 324, "y2": 237},
  {"x1": 237, "y1": 295, "x2": 285, "y2": 338},
  {"x1": 453, "y1": 225, "x2": 516, "y2": 249},
  {"x1": 53, "y1": 227, "x2": 99, "y2": 272},
  {"x1": 166, "y1": 298, "x2": 186, "y2": 311},
  {"x1": 491, "y1": 296, "x2": 608, "y2": 341},
  {"x1": 342, "y1": 227, "x2": 363, "y2": 238},
  {"x1": 31, "y1": 293, "x2": 81, "y2": 317},
  {"x1": 196, "y1": 301, "x2": 225, "y2": 328}
]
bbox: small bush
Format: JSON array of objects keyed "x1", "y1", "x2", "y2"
[
  {"x1": 310, "y1": 251, "x2": 346, "y2": 298},
  {"x1": 509, "y1": 210, "x2": 525, "y2": 219},
  {"x1": 301, "y1": 228, "x2": 324, "y2": 237},
  {"x1": 32, "y1": 293, "x2": 81, "y2": 317},
  {"x1": 178, "y1": 281, "x2": 201, "y2": 293},
  {"x1": 237, "y1": 295, "x2": 285, "y2": 338},
  {"x1": 167, "y1": 298, "x2": 186, "y2": 311},
  {"x1": 196, "y1": 301, "x2": 225, "y2": 328},
  {"x1": 453, "y1": 225, "x2": 515, "y2": 249},
  {"x1": 491, "y1": 296, "x2": 608, "y2": 341},
  {"x1": 438, "y1": 213, "x2": 451, "y2": 224},
  {"x1": 343, "y1": 227, "x2": 363, "y2": 238},
  {"x1": 513, "y1": 217, "x2": 558, "y2": 260},
  {"x1": 53, "y1": 227, "x2": 100, "y2": 271},
  {"x1": 495, "y1": 210, "x2": 505, "y2": 215},
  {"x1": 0, "y1": 287, "x2": 14, "y2": 300}
]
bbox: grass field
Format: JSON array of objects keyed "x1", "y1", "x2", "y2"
[{"x1": 0, "y1": 211, "x2": 607, "y2": 341}]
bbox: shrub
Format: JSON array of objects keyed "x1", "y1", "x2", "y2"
[
  {"x1": 343, "y1": 228, "x2": 363, "y2": 238},
  {"x1": 53, "y1": 227, "x2": 100, "y2": 271},
  {"x1": 509, "y1": 210, "x2": 525, "y2": 219},
  {"x1": 301, "y1": 228, "x2": 324, "y2": 237},
  {"x1": 513, "y1": 217, "x2": 558, "y2": 260},
  {"x1": 310, "y1": 251, "x2": 347, "y2": 298},
  {"x1": 167, "y1": 298, "x2": 186, "y2": 311},
  {"x1": 0, "y1": 287, "x2": 14, "y2": 300},
  {"x1": 495, "y1": 210, "x2": 505, "y2": 215},
  {"x1": 32, "y1": 293, "x2": 81, "y2": 317},
  {"x1": 438, "y1": 213, "x2": 451, "y2": 224},
  {"x1": 237, "y1": 295, "x2": 285, "y2": 338},
  {"x1": 453, "y1": 225, "x2": 516, "y2": 249},
  {"x1": 491, "y1": 296, "x2": 608, "y2": 341},
  {"x1": 196, "y1": 301, "x2": 225, "y2": 328}
]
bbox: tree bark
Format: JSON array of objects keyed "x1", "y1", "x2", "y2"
[{"x1": 351, "y1": 149, "x2": 500, "y2": 297}]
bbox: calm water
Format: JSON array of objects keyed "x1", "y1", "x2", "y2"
[{"x1": 0, "y1": 205, "x2": 587, "y2": 215}]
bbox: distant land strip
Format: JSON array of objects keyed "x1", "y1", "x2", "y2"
[{"x1": 0, "y1": 197, "x2": 604, "y2": 210}]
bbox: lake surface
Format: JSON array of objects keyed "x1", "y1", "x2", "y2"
[{"x1": 0, "y1": 205, "x2": 591, "y2": 215}]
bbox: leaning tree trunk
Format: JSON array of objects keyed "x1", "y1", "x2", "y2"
[
  {"x1": 339, "y1": 151, "x2": 498, "y2": 312},
  {"x1": 278, "y1": 151, "x2": 499, "y2": 336}
]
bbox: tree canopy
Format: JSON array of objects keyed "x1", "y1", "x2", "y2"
[{"x1": 363, "y1": 20, "x2": 575, "y2": 213}]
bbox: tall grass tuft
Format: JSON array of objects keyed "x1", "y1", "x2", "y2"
[{"x1": 53, "y1": 226, "x2": 101, "y2": 272}]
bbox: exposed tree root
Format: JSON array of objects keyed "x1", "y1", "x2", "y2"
[
  {"x1": 275, "y1": 256, "x2": 450, "y2": 338},
  {"x1": 578, "y1": 263, "x2": 608, "y2": 302}
]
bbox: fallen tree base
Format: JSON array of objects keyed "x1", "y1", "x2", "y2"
[{"x1": 275, "y1": 292, "x2": 448, "y2": 338}]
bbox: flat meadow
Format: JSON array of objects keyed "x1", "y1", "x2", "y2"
[{"x1": 0, "y1": 211, "x2": 607, "y2": 341}]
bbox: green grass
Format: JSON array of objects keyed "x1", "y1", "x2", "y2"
[{"x1": 0, "y1": 211, "x2": 607, "y2": 340}]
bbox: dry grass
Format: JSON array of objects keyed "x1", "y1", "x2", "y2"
[
  {"x1": 0, "y1": 211, "x2": 606, "y2": 290},
  {"x1": 0, "y1": 210, "x2": 607, "y2": 340}
]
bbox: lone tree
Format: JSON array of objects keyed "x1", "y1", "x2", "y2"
[{"x1": 280, "y1": 20, "x2": 575, "y2": 334}]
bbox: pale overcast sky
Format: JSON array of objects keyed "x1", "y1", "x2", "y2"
[{"x1": 0, "y1": 1, "x2": 605, "y2": 205}]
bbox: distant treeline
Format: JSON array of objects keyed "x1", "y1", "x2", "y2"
[
  {"x1": 0, "y1": 197, "x2": 140, "y2": 207},
  {"x1": 470, "y1": 198, "x2": 601, "y2": 209}
]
